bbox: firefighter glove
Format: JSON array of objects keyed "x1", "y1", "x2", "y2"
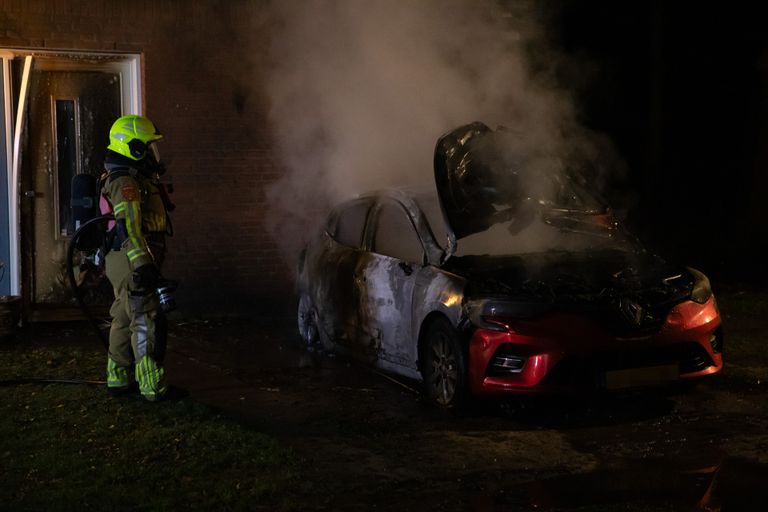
[{"x1": 133, "y1": 263, "x2": 160, "y2": 291}]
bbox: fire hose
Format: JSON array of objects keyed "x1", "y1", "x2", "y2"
[{"x1": 66, "y1": 214, "x2": 116, "y2": 349}]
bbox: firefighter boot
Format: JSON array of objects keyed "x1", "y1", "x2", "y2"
[
  {"x1": 106, "y1": 357, "x2": 132, "y2": 396},
  {"x1": 135, "y1": 355, "x2": 167, "y2": 402}
]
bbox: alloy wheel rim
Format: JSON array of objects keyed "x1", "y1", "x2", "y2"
[{"x1": 430, "y1": 332, "x2": 457, "y2": 405}]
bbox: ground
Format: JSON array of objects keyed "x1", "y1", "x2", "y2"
[{"x1": 1, "y1": 288, "x2": 767, "y2": 511}]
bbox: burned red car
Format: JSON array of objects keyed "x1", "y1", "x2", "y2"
[{"x1": 297, "y1": 122, "x2": 723, "y2": 408}]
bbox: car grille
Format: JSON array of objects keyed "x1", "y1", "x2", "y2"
[
  {"x1": 599, "y1": 300, "x2": 673, "y2": 337},
  {"x1": 602, "y1": 287, "x2": 692, "y2": 337}
]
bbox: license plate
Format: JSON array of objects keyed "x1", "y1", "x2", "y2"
[{"x1": 604, "y1": 364, "x2": 679, "y2": 390}]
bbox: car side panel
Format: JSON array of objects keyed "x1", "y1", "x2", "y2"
[
  {"x1": 410, "y1": 268, "x2": 467, "y2": 371},
  {"x1": 356, "y1": 252, "x2": 419, "y2": 368},
  {"x1": 304, "y1": 234, "x2": 363, "y2": 349},
  {"x1": 356, "y1": 262, "x2": 466, "y2": 381}
]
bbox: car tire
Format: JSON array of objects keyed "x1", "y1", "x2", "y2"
[
  {"x1": 297, "y1": 293, "x2": 320, "y2": 347},
  {"x1": 298, "y1": 293, "x2": 334, "y2": 350},
  {"x1": 421, "y1": 317, "x2": 468, "y2": 409}
]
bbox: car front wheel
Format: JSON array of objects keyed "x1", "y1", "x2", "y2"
[{"x1": 421, "y1": 318, "x2": 468, "y2": 409}]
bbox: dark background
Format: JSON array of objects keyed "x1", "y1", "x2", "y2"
[{"x1": 549, "y1": 1, "x2": 768, "y2": 287}]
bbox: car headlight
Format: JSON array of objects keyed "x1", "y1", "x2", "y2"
[
  {"x1": 687, "y1": 267, "x2": 713, "y2": 304},
  {"x1": 465, "y1": 298, "x2": 551, "y2": 332}
]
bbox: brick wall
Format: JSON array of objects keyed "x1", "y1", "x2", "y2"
[{"x1": 0, "y1": 0, "x2": 295, "y2": 314}]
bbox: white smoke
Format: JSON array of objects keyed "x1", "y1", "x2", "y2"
[{"x1": 265, "y1": 0, "x2": 617, "y2": 262}]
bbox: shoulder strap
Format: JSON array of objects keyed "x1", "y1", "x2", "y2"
[{"x1": 104, "y1": 167, "x2": 134, "y2": 184}]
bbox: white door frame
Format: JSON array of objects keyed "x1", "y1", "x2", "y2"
[{"x1": 1, "y1": 49, "x2": 142, "y2": 297}]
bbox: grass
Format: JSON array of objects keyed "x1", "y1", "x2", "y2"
[{"x1": 0, "y1": 344, "x2": 301, "y2": 512}]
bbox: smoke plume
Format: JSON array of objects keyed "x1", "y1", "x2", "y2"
[{"x1": 265, "y1": 0, "x2": 619, "y2": 262}]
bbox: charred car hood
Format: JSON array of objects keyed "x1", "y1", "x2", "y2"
[
  {"x1": 433, "y1": 122, "x2": 613, "y2": 253},
  {"x1": 444, "y1": 248, "x2": 695, "y2": 333},
  {"x1": 434, "y1": 122, "x2": 499, "y2": 240},
  {"x1": 444, "y1": 248, "x2": 691, "y2": 303}
]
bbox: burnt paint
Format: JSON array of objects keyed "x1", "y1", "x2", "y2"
[
  {"x1": 299, "y1": 190, "x2": 468, "y2": 381},
  {"x1": 354, "y1": 192, "x2": 467, "y2": 378},
  {"x1": 301, "y1": 234, "x2": 362, "y2": 350},
  {"x1": 356, "y1": 252, "x2": 415, "y2": 367}
]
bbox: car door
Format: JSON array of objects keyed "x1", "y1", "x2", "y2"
[
  {"x1": 356, "y1": 199, "x2": 425, "y2": 369},
  {"x1": 313, "y1": 199, "x2": 372, "y2": 350}
]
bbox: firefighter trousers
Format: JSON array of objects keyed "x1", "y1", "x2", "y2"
[{"x1": 104, "y1": 249, "x2": 167, "y2": 401}]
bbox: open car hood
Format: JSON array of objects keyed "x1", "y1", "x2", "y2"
[
  {"x1": 434, "y1": 122, "x2": 500, "y2": 241},
  {"x1": 433, "y1": 122, "x2": 617, "y2": 258}
]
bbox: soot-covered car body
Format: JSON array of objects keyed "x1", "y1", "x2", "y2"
[{"x1": 297, "y1": 122, "x2": 723, "y2": 407}]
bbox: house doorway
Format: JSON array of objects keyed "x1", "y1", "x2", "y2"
[{"x1": 1, "y1": 51, "x2": 141, "y2": 320}]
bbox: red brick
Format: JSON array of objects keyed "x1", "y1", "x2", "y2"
[{"x1": 0, "y1": 1, "x2": 293, "y2": 313}]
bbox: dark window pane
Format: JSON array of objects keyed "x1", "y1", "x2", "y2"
[
  {"x1": 335, "y1": 201, "x2": 370, "y2": 248},
  {"x1": 374, "y1": 203, "x2": 423, "y2": 263},
  {"x1": 55, "y1": 99, "x2": 77, "y2": 236}
]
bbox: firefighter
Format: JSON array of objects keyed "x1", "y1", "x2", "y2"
[{"x1": 102, "y1": 115, "x2": 171, "y2": 401}]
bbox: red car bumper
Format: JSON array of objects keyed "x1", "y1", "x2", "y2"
[{"x1": 468, "y1": 296, "x2": 723, "y2": 395}]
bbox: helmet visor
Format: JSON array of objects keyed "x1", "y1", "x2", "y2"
[{"x1": 149, "y1": 142, "x2": 161, "y2": 164}]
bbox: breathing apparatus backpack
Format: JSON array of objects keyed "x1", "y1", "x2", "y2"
[
  {"x1": 71, "y1": 165, "x2": 176, "y2": 252},
  {"x1": 71, "y1": 173, "x2": 111, "y2": 251}
]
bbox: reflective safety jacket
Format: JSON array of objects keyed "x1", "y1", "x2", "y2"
[{"x1": 101, "y1": 150, "x2": 169, "y2": 270}]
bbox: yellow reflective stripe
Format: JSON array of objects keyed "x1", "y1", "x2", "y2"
[
  {"x1": 147, "y1": 358, "x2": 154, "y2": 392},
  {"x1": 127, "y1": 248, "x2": 148, "y2": 262},
  {"x1": 106, "y1": 358, "x2": 129, "y2": 387},
  {"x1": 123, "y1": 200, "x2": 149, "y2": 254},
  {"x1": 145, "y1": 218, "x2": 161, "y2": 232},
  {"x1": 127, "y1": 253, "x2": 147, "y2": 263},
  {"x1": 135, "y1": 357, "x2": 165, "y2": 397},
  {"x1": 140, "y1": 358, "x2": 150, "y2": 393},
  {"x1": 136, "y1": 358, "x2": 147, "y2": 391},
  {"x1": 113, "y1": 202, "x2": 128, "y2": 214}
]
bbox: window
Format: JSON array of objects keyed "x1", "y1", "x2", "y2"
[
  {"x1": 373, "y1": 202, "x2": 423, "y2": 263},
  {"x1": 333, "y1": 200, "x2": 371, "y2": 248},
  {"x1": 54, "y1": 99, "x2": 79, "y2": 237}
]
